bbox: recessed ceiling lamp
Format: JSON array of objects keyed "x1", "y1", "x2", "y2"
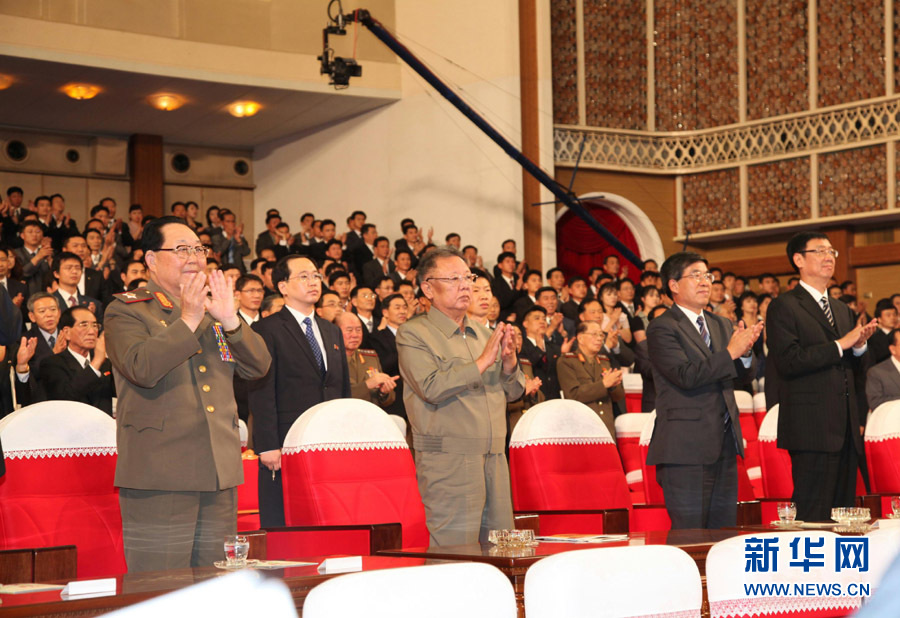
[
  {"x1": 148, "y1": 93, "x2": 185, "y2": 111},
  {"x1": 0, "y1": 75, "x2": 13, "y2": 90},
  {"x1": 62, "y1": 83, "x2": 100, "y2": 100},
  {"x1": 227, "y1": 101, "x2": 261, "y2": 118}
]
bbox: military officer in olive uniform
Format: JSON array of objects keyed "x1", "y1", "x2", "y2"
[
  {"x1": 336, "y1": 311, "x2": 398, "y2": 407},
  {"x1": 105, "y1": 217, "x2": 271, "y2": 573},
  {"x1": 557, "y1": 320, "x2": 626, "y2": 439}
]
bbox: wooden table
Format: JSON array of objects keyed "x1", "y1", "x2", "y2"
[
  {"x1": 0, "y1": 555, "x2": 434, "y2": 617},
  {"x1": 378, "y1": 529, "x2": 752, "y2": 617}
]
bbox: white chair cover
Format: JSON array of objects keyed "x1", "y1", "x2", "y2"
[
  {"x1": 753, "y1": 392, "x2": 767, "y2": 414},
  {"x1": 758, "y1": 404, "x2": 779, "y2": 444},
  {"x1": 622, "y1": 373, "x2": 643, "y2": 394},
  {"x1": 525, "y1": 545, "x2": 701, "y2": 618},
  {"x1": 0, "y1": 400, "x2": 116, "y2": 458},
  {"x1": 303, "y1": 562, "x2": 516, "y2": 618},
  {"x1": 282, "y1": 398, "x2": 407, "y2": 454},
  {"x1": 707, "y1": 531, "x2": 863, "y2": 618},
  {"x1": 238, "y1": 418, "x2": 248, "y2": 448},
  {"x1": 510, "y1": 399, "x2": 613, "y2": 448},
  {"x1": 106, "y1": 571, "x2": 296, "y2": 617},
  {"x1": 638, "y1": 410, "x2": 656, "y2": 448},
  {"x1": 734, "y1": 390, "x2": 753, "y2": 415}
]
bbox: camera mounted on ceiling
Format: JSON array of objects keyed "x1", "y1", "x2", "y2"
[{"x1": 319, "y1": 0, "x2": 365, "y2": 89}]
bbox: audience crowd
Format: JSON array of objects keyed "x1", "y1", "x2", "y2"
[{"x1": 2, "y1": 183, "x2": 899, "y2": 454}]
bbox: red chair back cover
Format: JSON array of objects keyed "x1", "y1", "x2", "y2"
[
  {"x1": 280, "y1": 399, "x2": 428, "y2": 548},
  {"x1": 758, "y1": 405, "x2": 794, "y2": 499},
  {"x1": 509, "y1": 400, "x2": 631, "y2": 512},
  {"x1": 638, "y1": 411, "x2": 666, "y2": 505},
  {"x1": 622, "y1": 373, "x2": 643, "y2": 413},
  {"x1": 0, "y1": 401, "x2": 126, "y2": 578},
  {"x1": 614, "y1": 413, "x2": 653, "y2": 503},
  {"x1": 864, "y1": 401, "x2": 900, "y2": 494}
]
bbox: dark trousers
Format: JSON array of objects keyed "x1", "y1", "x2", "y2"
[
  {"x1": 789, "y1": 420, "x2": 859, "y2": 522},
  {"x1": 119, "y1": 487, "x2": 237, "y2": 572},
  {"x1": 258, "y1": 466, "x2": 285, "y2": 527},
  {"x1": 657, "y1": 429, "x2": 738, "y2": 529}
]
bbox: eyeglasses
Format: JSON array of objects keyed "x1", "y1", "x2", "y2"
[
  {"x1": 680, "y1": 271, "x2": 714, "y2": 283},
  {"x1": 799, "y1": 248, "x2": 839, "y2": 258},
  {"x1": 425, "y1": 274, "x2": 478, "y2": 286},
  {"x1": 287, "y1": 272, "x2": 324, "y2": 284},
  {"x1": 240, "y1": 287, "x2": 265, "y2": 294},
  {"x1": 75, "y1": 321, "x2": 100, "y2": 331},
  {"x1": 156, "y1": 245, "x2": 210, "y2": 259},
  {"x1": 359, "y1": 293, "x2": 376, "y2": 300}
]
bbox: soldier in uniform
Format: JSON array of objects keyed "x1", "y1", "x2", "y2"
[
  {"x1": 557, "y1": 320, "x2": 626, "y2": 439},
  {"x1": 336, "y1": 311, "x2": 398, "y2": 407},
  {"x1": 105, "y1": 216, "x2": 271, "y2": 572}
]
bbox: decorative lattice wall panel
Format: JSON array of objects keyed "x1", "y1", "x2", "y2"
[
  {"x1": 746, "y1": 0, "x2": 808, "y2": 120},
  {"x1": 683, "y1": 169, "x2": 741, "y2": 233},
  {"x1": 819, "y1": 145, "x2": 887, "y2": 216},
  {"x1": 654, "y1": 0, "x2": 738, "y2": 131},
  {"x1": 583, "y1": 0, "x2": 646, "y2": 130},
  {"x1": 747, "y1": 157, "x2": 811, "y2": 225},
  {"x1": 551, "y1": 0, "x2": 579, "y2": 125}
]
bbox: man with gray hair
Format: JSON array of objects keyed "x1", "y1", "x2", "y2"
[{"x1": 397, "y1": 246, "x2": 525, "y2": 545}]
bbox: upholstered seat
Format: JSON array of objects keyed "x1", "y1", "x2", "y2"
[
  {"x1": 0, "y1": 401, "x2": 126, "y2": 577},
  {"x1": 864, "y1": 401, "x2": 900, "y2": 494}
]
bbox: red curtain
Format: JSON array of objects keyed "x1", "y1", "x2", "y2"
[{"x1": 555, "y1": 199, "x2": 641, "y2": 282}]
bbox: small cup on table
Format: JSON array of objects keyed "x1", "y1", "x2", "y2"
[
  {"x1": 224, "y1": 534, "x2": 250, "y2": 568},
  {"x1": 777, "y1": 501, "x2": 797, "y2": 525}
]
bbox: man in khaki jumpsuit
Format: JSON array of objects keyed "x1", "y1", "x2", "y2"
[
  {"x1": 557, "y1": 320, "x2": 626, "y2": 439},
  {"x1": 397, "y1": 247, "x2": 524, "y2": 546},
  {"x1": 106, "y1": 217, "x2": 271, "y2": 572}
]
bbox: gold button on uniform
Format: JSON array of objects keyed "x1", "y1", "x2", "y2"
[
  {"x1": 206, "y1": 405, "x2": 215, "y2": 413},
  {"x1": 198, "y1": 365, "x2": 207, "y2": 373},
  {"x1": 202, "y1": 385, "x2": 211, "y2": 392}
]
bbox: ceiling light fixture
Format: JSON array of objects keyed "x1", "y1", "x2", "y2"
[
  {"x1": 62, "y1": 83, "x2": 100, "y2": 100},
  {"x1": 227, "y1": 101, "x2": 261, "y2": 118},
  {"x1": 0, "y1": 75, "x2": 13, "y2": 90},
  {"x1": 148, "y1": 93, "x2": 185, "y2": 111}
]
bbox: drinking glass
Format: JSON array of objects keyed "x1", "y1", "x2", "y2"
[
  {"x1": 777, "y1": 501, "x2": 797, "y2": 524},
  {"x1": 224, "y1": 535, "x2": 250, "y2": 567}
]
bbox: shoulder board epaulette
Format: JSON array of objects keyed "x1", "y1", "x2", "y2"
[
  {"x1": 519, "y1": 358, "x2": 532, "y2": 366},
  {"x1": 113, "y1": 289, "x2": 153, "y2": 303},
  {"x1": 562, "y1": 352, "x2": 579, "y2": 358},
  {"x1": 597, "y1": 355, "x2": 610, "y2": 362},
  {"x1": 359, "y1": 349, "x2": 379, "y2": 357},
  {"x1": 153, "y1": 291, "x2": 174, "y2": 309}
]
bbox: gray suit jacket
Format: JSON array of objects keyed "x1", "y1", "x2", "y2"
[
  {"x1": 646, "y1": 306, "x2": 747, "y2": 465},
  {"x1": 866, "y1": 358, "x2": 900, "y2": 412}
]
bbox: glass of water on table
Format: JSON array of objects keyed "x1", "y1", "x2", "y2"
[{"x1": 224, "y1": 535, "x2": 250, "y2": 567}]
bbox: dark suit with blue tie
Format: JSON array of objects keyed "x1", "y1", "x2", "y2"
[
  {"x1": 646, "y1": 305, "x2": 748, "y2": 529},
  {"x1": 249, "y1": 307, "x2": 350, "y2": 526}
]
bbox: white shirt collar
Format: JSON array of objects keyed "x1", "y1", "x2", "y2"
[
  {"x1": 238, "y1": 309, "x2": 259, "y2": 324},
  {"x1": 675, "y1": 303, "x2": 705, "y2": 326},
  {"x1": 388, "y1": 325, "x2": 398, "y2": 335},
  {"x1": 67, "y1": 347, "x2": 91, "y2": 368},
  {"x1": 285, "y1": 304, "x2": 316, "y2": 325},
  {"x1": 798, "y1": 279, "x2": 829, "y2": 304}
]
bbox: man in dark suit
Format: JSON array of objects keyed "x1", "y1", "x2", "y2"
[
  {"x1": 868, "y1": 298, "x2": 897, "y2": 366},
  {"x1": 62, "y1": 235, "x2": 107, "y2": 302},
  {"x1": 491, "y1": 251, "x2": 520, "y2": 321},
  {"x1": 519, "y1": 305, "x2": 567, "y2": 400},
  {"x1": 370, "y1": 293, "x2": 408, "y2": 422},
  {"x1": 767, "y1": 231, "x2": 877, "y2": 522},
  {"x1": 255, "y1": 213, "x2": 281, "y2": 258},
  {"x1": 866, "y1": 330, "x2": 900, "y2": 411},
  {"x1": 0, "y1": 246, "x2": 26, "y2": 309},
  {"x1": 350, "y1": 223, "x2": 378, "y2": 277},
  {"x1": 211, "y1": 210, "x2": 250, "y2": 273},
  {"x1": 646, "y1": 252, "x2": 761, "y2": 529},
  {"x1": 250, "y1": 255, "x2": 350, "y2": 527},
  {"x1": 24, "y1": 306, "x2": 115, "y2": 414},
  {"x1": 15, "y1": 292, "x2": 62, "y2": 406},
  {"x1": 51, "y1": 252, "x2": 104, "y2": 323},
  {"x1": 15, "y1": 221, "x2": 54, "y2": 300},
  {"x1": 361, "y1": 236, "x2": 395, "y2": 290}
]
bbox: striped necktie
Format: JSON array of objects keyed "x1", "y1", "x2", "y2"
[
  {"x1": 696, "y1": 316, "x2": 711, "y2": 349},
  {"x1": 820, "y1": 297, "x2": 835, "y2": 327}
]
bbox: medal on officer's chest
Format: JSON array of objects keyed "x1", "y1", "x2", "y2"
[{"x1": 212, "y1": 322, "x2": 235, "y2": 362}]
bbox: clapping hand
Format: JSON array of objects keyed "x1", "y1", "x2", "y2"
[{"x1": 205, "y1": 269, "x2": 239, "y2": 331}]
